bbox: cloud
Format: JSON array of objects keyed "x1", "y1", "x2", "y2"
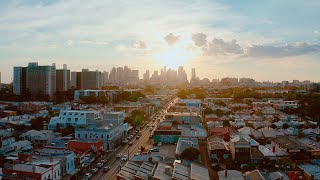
[
  {"x1": 314, "y1": 30, "x2": 320, "y2": 34},
  {"x1": 195, "y1": 33, "x2": 320, "y2": 58},
  {"x1": 115, "y1": 44, "x2": 128, "y2": 51},
  {"x1": 79, "y1": 40, "x2": 108, "y2": 45},
  {"x1": 245, "y1": 42, "x2": 320, "y2": 58},
  {"x1": 192, "y1": 33, "x2": 207, "y2": 47},
  {"x1": 203, "y1": 38, "x2": 243, "y2": 55},
  {"x1": 133, "y1": 40, "x2": 147, "y2": 49},
  {"x1": 67, "y1": 39, "x2": 108, "y2": 46},
  {"x1": 164, "y1": 33, "x2": 180, "y2": 46}
]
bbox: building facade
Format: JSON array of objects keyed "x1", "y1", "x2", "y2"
[
  {"x1": 56, "y1": 64, "x2": 70, "y2": 92},
  {"x1": 13, "y1": 67, "x2": 27, "y2": 95}
]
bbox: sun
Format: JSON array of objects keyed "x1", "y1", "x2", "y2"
[{"x1": 154, "y1": 47, "x2": 191, "y2": 69}]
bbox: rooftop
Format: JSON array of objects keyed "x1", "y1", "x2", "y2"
[
  {"x1": 218, "y1": 170, "x2": 244, "y2": 180},
  {"x1": 12, "y1": 164, "x2": 49, "y2": 174},
  {"x1": 207, "y1": 135, "x2": 229, "y2": 151},
  {"x1": 272, "y1": 136, "x2": 313, "y2": 150}
]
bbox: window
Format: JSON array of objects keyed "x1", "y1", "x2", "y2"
[
  {"x1": 75, "y1": 118, "x2": 78, "y2": 122},
  {"x1": 101, "y1": 135, "x2": 103, "y2": 138},
  {"x1": 78, "y1": 134, "x2": 80, "y2": 138},
  {"x1": 85, "y1": 134, "x2": 88, "y2": 138}
]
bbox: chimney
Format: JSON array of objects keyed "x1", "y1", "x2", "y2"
[
  {"x1": 32, "y1": 166, "x2": 36, "y2": 172},
  {"x1": 225, "y1": 169, "x2": 228, "y2": 177},
  {"x1": 50, "y1": 157, "x2": 54, "y2": 162},
  {"x1": 272, "y1": 146, "x2": 275, "y2": 153}
]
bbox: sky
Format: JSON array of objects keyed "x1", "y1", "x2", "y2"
[{"x1": 0, "y1": 0, "x2": 320, "y2": 83}]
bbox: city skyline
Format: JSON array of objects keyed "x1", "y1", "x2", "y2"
[
  {"x1": 4, "y1": 62, "x2": 320, "y2": 86},
  {"x1": 1, "y1": 0, "x2": 320, "y2": 83}
]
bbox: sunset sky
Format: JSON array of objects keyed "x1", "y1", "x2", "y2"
[{"x1": 0, "y1": 0, "x2": 319, "y2": 83}]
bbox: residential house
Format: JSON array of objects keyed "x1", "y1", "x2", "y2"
[{"x1": 207, "y1": 135, "x2": 230, "y2": 162}]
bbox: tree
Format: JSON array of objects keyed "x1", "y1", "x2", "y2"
[
  {"x1": 270, "y1": 124, "x2": 277, "y2": 129},
  {"x1": 125, "y1": 110, "x2": 146, "y2": 128},
  {"x1": 172, "y1": 120, "x2": 180, "y2": 127},
  {"x1": 213, "y1": 109, "x2": 224, "y2": 117},
  {"x1": 223, "y1": 120, "x2": 231, "y2": 127},
  {"x1": 204, "y1": 107, "x2": 214, "y2": 115},
  {"x1": 177, "y1": 90, "x2": 188, "y2": 99},
  {"x1": 56, "y1": 123, "x2": 61, "y2": 132},
  {"x1": 282, "y1": 123, "x2": 290, "y2": 129},
  {"x1": 180, "y1": 147, "x2": 200, "y2": 161},
  {"x1": 60, "y1": 125, "x2": 75, "y2": 136},
  {"x1": 144, "y1": 86, "x2": 155, "y2": 94},
  {"x1": 297, "y1": 129, "x2": 306, "y2": 138},
  {"x1": 215, "y1": 101, "x2": 226, "y2": 107},
  {"x1": 30, "y1": 117, "x2": 45, "y2": 130},
  {"x1": 101, "y1": 85, "x2": 119, "y2": 90}
]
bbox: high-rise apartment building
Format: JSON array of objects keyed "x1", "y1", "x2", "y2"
[
  {"x1": 191, "y1": 68, "x2": 196, "y2": 79},
  {"x1": 81, "y1": 69, "x2": 102, "y2": 89},
  {"x1": 109, "y1": 67, "x2": 117, "y2": 84},
  {"x1": 56, "y1": 64, "x2": 70, "y2": 92},
  {"x1": 27, "y1": 62, "x2": 56, "y2": 98},
  {"x1": 70, "y1": 71, "x2": 77, "y2": 88},
  {"x1": 13, "y1": 67, "x2": 27, "y2": 95},
  {"x1": 14, "y1": 62, "x2": 56, "y2": 98},
  {"x1": 102, "y1": 71, "x2": 109, "y2": 85},
  {"x1": 143, "y1": 70, "x2": 150, "y2": 82}
]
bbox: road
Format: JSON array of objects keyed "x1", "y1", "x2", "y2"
[{"x1": 91, "y1": 97, "x2": 176, "y2": 180}]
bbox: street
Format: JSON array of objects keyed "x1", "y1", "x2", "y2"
[{"x1": 89, "y1": 98, "x2": 176, "y2": 180}]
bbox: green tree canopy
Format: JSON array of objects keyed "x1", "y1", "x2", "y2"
[
  {"x1": 204, "y1": 107, "x2": 214, "y2": 115},
  {"x1": 60, "y1": 125, "x2": 75, "y2": 137},
  {"x1": 180, "y1": 147, "x2": 200, "y2": 161}
]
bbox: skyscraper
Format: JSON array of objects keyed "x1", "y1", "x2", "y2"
[
  {"x1": 116, "y1": 67, "x2": 124, "y2": 84},
  {"x1": 81, "y1": 69, "x2": 102, "y2": 89},
  {"x1": 70, "y1": 71, "x2": 77, "y2": 88},
  {"x1": 56, "y1": 64, "x2": 70, "y2": 92},
  {"x1": 177, "y1": 66, "x2": 188, "y2": 83},
  {"x1": 129, "y1": 70, "x2": 139, "y2": 84},
  {"x1": 26, "y1": 62, "x2": 56, "y2": 99},
  {"x1": 109, "y1": 67, "x2": 117, "y2": 84},
  {"x1": 13, "y1": 67, "x2": 27, "y2": 95},
  {"x1": 102, "y1": 71, "x2": 109, "y2": 85},
  {"x1": 191, "y1": 68, "x2": 196, "y2": 79},
  {"x1": 143, "y1": 70, "x2": 150, "y2": 82}
]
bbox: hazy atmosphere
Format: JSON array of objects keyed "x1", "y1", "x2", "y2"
[{"x1": 1, "y1": 0, "x2": 320, "y2": 83}]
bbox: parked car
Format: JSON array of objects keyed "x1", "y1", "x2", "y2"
[
  {"x1": 84, "y1": 173, "x2": 92, "y2": 179},
  {"x1": 128, "y1": 141, "x2": 133, "y2": 146},
  {"x1": 136, "y1": 136, "x2": 140, "y2": 140},
  {"x1": 121, "y1": 155, "x2": 128, "y2": 161},
  {"x1": 96, "y1": 163, "x2": 103, "y2": 169},
  {"x1": 91, "y1": 168, "x2": 98, "y2": 174},
  {"x1": 150, "y1": 147, "x2": 159, "y2": 152},
  {"x1": 100, "y1": 159, "x2": 107, "y2": 164},
  {"x1": 103, "y1": 166, "x2": 110, "y2": 172},
  {"x1": 116, "y1": 153, "x2": 122, "y2": 158},
  {"x1": 122, "y1": 139, "x2": 128, "y2": 145}
]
